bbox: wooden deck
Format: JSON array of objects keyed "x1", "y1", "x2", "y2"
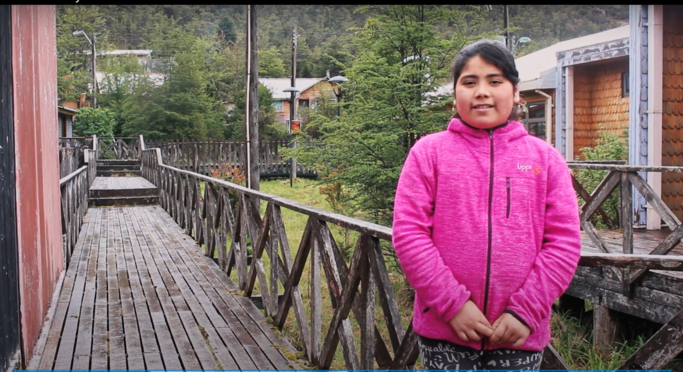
[
  {"x1": 37, "y1": 205, "x2": 302, "y2": 371},
  {"x1": 569, "y1": 229, "x2": 683, "y2": 324},
  {"x1": 90, "y1": 176, "x2": 156, "y2": 191}
]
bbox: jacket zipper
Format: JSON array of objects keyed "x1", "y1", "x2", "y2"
[
  {"x1": 481, "y1": 129, "x2": 495, "y2": 351},
  {"x1": 506, "y1": 177, "x2": 511, "y2": 219}
]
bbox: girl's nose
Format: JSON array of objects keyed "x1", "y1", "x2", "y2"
[{"x1": 474, "y1": 86, "x2": 490, "y2": 98}]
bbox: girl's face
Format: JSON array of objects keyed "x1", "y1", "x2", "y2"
[{"x1": 454, "y1": 55, "x2": 520, "y2": 130}]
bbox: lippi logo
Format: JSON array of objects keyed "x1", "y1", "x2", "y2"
[{"x1": 517, "y1": 162, "x2": 532, "y2": 172}]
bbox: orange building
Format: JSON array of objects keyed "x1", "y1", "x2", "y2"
[{"x1": 259, "y1": 77, "x2": 338, "y2": 128}]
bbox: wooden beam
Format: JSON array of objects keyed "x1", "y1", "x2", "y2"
[
  {"x1": 593, "y1": 305, "x2": 624, "y2": 350},
  {"x1": 579, "y1": 252, "x2": 683, "y2": 271},
  {"x1": 572, "y1": 174, "x2": 618, "y2": 228},
  {"x1": 580, "y1": 171, "x2": 620, "y2": 224},
  {"x1": 618, "y1": 307, "x2": 683, "y2": 370},
  {"x1": 540, "y1": 344, "x2": 570, "y2": 371}
]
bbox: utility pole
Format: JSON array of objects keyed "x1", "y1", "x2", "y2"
[
  {"x1": 290, "y1": 25, "x2": 298, "y2": 187},
  {"x1": 503, "y1": 5, "x2": 510, "y2": 52},
  {"x1": 246, "y1": 5, "x2": 259, "y2": 193},
  {"x1": 91, "y1": 33, "x2": 98, "y2": 108},
  {"x1": 244, "y1": 5, "x2": 259, "y2": 193}
]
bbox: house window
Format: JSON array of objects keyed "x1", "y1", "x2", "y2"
[
  {"x1": 622, "y1": 71, "x2": 629, "y2": 97},
  {"x1": 272, "y1": 100, "x2": 283, "y2": 112},
  {"x1": 523, "y1": 102, "x2": 546, "y2": 139},
  {"x1": 298, "y1": 99, "x2": 309, "y2": 110}
]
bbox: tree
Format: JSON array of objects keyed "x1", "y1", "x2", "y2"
[
  {"x1": 121, "y1": 33, "x2": 226, "y2": 140},
  {"x1": 258, "y1": 46, "x2": 287, "y2": 78},
  {"x1": 73, "y1": 107, "x2": 116, "y2": 137},
  {"x1": 287, "y1": 5, "x2": 496, "y2": 227},
  {"x1": 218, "y1": 16, "x2": 237, "y2": 44}
]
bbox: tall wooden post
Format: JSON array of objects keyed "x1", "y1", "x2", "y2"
[
  {"x1": 289, "y1": 25, "x2": 298, "y2": 187},
  {"x1": 245, "y1": 5, "x2": 259, "y2": 194}
]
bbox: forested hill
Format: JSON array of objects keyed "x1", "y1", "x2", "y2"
[{"x1": 61, "y1": 5, "x2": 627, "y2": 78}]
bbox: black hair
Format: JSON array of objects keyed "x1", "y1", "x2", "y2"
[{"x1": 450, "y1": 39, "x2": 523, "y2": 120}]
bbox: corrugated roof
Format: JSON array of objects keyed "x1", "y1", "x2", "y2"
[{"x1": 259, "y1": 78, "x2": 326, "y2": 100}]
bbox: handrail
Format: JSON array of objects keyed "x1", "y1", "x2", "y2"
[
  {"x1": 59, "y1": 165, "x2": 88, "y2": 186},
  {"x1": 567, "y1": 163, "x2": 683, "y2": 172},
  {"x1": 158, "y1": 162, "x2": 393, "y2": 240}
]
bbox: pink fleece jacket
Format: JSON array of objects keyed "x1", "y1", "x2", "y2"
[{"x1": 392, "y1": 118, "x2": 581, "y2": 352}]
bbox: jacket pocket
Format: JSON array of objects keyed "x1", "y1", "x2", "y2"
[{"x1": 506, "y1": 177, "x2": 511, "y2": 219}]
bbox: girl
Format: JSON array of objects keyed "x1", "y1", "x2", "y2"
[{"x1": 392, "y1": 39, "x2": 582, "y2": 371}]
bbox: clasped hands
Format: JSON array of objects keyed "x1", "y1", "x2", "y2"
[{"x1": 448, "y1": 300, "x2": 530, "y2": 347}]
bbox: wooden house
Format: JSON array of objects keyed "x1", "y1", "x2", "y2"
[
  {"x1": 518, "y1": 26, "x2": 630, "y2": 147},
  {"x1": 1, "y1": 5, "x2": 64, "y2": 371},
  {"x1": 553, "y1": 28, "x2": 630, "y2": 162},
  {"x1": 258, "y1": 77, "x2": 335, "y2": 127},
  {"x1": 58, "y1": 105, "x2": 77, "y2": 138},
  {"x1": 628, "y1": 5, "x2": 683, "y2": 227}
]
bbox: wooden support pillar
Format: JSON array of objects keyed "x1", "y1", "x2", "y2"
[{"x1": 593, "y1": 304, "x2": 624, "y2": 350}]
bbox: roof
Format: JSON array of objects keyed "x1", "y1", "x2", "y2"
[
  {"x1": 515, "y1": 25, "x2": 629, "y2": 90},
  {"x1": 94, "y1": 71, "x2": 166, "y2": 93},
  {"x1": 258, "y1": 78, "x2": 326, "y2": 100},
  {"x1": 58, "y1": 106, "x2": 78, "y2": 115},
  {"x1": 429, "y1": 25, "x2": 630, "y2": 96},
  {"x1": 102, "y1": 50, "x2": 153, "y2": 56}
]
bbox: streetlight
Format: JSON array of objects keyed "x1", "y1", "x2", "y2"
[
  {"x1": 511, "y1": 36, "x2": 531, "y2": 54},
  {"x1": 73, "y1": 30, "x2": 98, "y2": 108},
  {"x1": 328, "y1": 75, "x2": 348, "y2": 117},
  {"x1": 283, "y1": 86, "x2": 300, "y2": 187}
]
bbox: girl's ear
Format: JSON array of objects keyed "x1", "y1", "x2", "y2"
[{"x1": 513, "y1": 87, "x2": 520, "y2": 104}]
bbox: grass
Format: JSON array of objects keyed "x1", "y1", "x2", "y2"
[{"x1": 197, "y1": 177, "x2": 677, "y2": 371}]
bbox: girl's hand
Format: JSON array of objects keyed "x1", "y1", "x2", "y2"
[
  {"x1": 489, "y1": 313, "x2": 531, "y2": 347},
  {"x1": 448, "y1": 300, "x2": 494, "y2": 342}
]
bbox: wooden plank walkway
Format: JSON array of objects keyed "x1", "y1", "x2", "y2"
[
  {"x1": 91, "y1": 177, "x2": 156, "y2": 191},
  {"x1": 38, "y1": 205, "x2": 302, "y2": 371}
]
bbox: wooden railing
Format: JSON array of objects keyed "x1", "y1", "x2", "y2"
[
  {"x1": 568, "y1": 163, "x2": 683, "y2": 297},
  {"x1": 60, "y1": 166, "x2": 90, "y2": 269},
  {"x1": 145, "y1": 139, "x2": 318, "y2": 178},
  {"x1": 97, "y1": 137, "x2": 141, "y2": 160},
  {"x1": 141, "y1": 146, "x2": 683, "y2": 370},
  {"x1": 59, "y1": 136, "x2": 93, "y2": 149}
]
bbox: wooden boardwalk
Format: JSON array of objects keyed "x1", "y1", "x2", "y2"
[
  {"x1": 37, "y1": 205, "x2": 302, "y2": 371},
  {"x1": 90, "y1": 176, "x2": 156, "y2": 191}
]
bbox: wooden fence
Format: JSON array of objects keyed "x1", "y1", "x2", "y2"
[
  {"x1": 59, "y1": 136, "x2": 98, "y2": 184},
  {"x1": 59, "y1": 166, "x2": 90, "y2": 269},
  {"x1": 97, "y1": 137, "x2": 141, "y2": 160},
  {"x1": 141, "y1": 146, "x2": 683, "y2": 371},
  {"x1": 145, "y1": 139, "x2": 318, "y2": 178},
  {"x1": 568, "y1": 163, "x2": 683, "y2": 297}
]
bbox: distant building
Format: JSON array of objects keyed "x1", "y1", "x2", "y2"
[
  {"x1": 258, "y1": 77, "x2": 335, "y2": 126},
  {"x1": 58, "y1": 105, "x2": 77, "y2": 138}
]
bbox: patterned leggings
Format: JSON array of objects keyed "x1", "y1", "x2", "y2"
[{"x1": 418, "y1": 335, "x2": 544, "y2": 371}]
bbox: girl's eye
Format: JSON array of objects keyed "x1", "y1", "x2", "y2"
[{"x1": 491, "y1": 80, "x2": 503, "y2": 85}]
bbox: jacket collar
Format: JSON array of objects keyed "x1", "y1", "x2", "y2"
[{"x1": 447, "y1": 118, "x2": 528, "y2": 145}]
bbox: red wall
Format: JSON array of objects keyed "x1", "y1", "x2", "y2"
[{"x1": 12, "y1": 5, "x2": 63, "y2": 360}]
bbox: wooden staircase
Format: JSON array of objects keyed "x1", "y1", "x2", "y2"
[
  {"x1": 89, "y1": 159, "x2": 159, "y2": 207},
  {"x1": 96, "y1": 159, "x2": 142, "y2": 177}
]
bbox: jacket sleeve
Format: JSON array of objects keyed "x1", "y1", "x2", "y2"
[
  {"x1": 392, "y1": 143, "x2": 471, "y2": 323},
  {"x1": 505, "y1": 149, "x2": 581, "y2": 333}
]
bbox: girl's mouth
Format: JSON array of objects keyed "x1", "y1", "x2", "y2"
[{"x1": 473, "y1": 104, "x2": 493, "y2": 111}]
